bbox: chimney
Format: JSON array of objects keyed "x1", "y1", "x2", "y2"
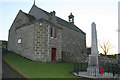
[{"x1": 49, "y1": 11, "x2": 57, "y2": 23}]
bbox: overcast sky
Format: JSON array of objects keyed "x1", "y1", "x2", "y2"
[{"x1": 0, "y1": 0, "x2": 119, "y2": 54}]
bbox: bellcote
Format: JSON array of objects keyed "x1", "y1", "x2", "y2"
[{"x1": 68, "y1": 13, "x2": 74, "y2": 24}]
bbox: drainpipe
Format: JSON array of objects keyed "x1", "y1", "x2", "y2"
[{"x1": 48, "y1": 25, "x2": 50, "y2": 61}]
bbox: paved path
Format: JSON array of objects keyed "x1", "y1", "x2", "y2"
[
  {"x1": 73, "y1": 72, "x2": 120, "y2": 80},
  {"x1": 2, "y1": 60, "x2": 24, "y2": 78},
  {"x1": 2, "y1": 50, "x2": 25, "y2": 79}
]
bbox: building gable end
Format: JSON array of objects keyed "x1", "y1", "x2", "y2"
[
  {"x1": 28, "y1": 4, "x2": 49, "y2": 20},
  {"x1": 10, "y1": 10, "x2": 31, "y2": 31}
]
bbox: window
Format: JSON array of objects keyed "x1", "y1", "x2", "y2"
[
  {"x1": 18, "y1": 39, "x2": 22, "y2": 44},
  {"x1": 50, "y1": 27, "x2": 53, "y2": 37},
  {"x1": 55, "y1": 29, "x2": 57, "y2": 38},
  {"x1": 40, "y1": 23, "x2": 42, "y2": 26}
]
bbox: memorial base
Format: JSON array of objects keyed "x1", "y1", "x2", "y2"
[{"x1": 87, "y1": 54, "x2": 101, "y2": 77}]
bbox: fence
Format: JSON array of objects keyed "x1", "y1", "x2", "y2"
[
  {"x1": 101, "y1": 63, "x2": 120, "y2": 76},
  {"x1": 73, "y1": 63, "x2": 120, "y2": 77},
  {"x1": 74, "y1": 63, "x2": 88, "y2": 74}
]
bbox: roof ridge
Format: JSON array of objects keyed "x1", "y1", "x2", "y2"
[
  {"x1": 28, "y1": 5, "x2": 85, "y2": 34},
  {"x1": 31, "y1": 4, "x2": 50, "y2": 15}
]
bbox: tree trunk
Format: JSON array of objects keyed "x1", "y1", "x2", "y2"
[{"x1": 105, "y1": 52, "x2": 107, "y2": 55}]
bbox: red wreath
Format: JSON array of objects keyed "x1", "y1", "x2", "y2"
[{"x1": 99, "y1": 67, "x2": 104, "y2": 74}]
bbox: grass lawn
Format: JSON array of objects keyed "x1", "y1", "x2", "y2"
[{"x1": 3, "y1": 53, "x2": 88, "y2": 79}]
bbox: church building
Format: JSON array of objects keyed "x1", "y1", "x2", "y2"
[{"x1": 8, "y1": 3, "x2": 86, "y2": 62}]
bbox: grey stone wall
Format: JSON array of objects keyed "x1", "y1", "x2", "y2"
[
  {"x1": 49, "y1": 24, "x2": 62, "y2": 62},
  {"x1": 62, "y1": 52, "x2": 88, "y2": 63},
  {"x1": 33, "y1": 22, "x2": 49, "y2": 61},
  {"x1": 59, "y1": 24, "x2": 86, "y2": 53},
  {"x1": 16, "y1": 24, "x2": 34, "y2": 60},
  {"x1": 33, "y1": 22, "x2": 62, "y2": 62},
  {"x1": 57, "y1": 24, "x2": 86, "y2": 62},
  {"x1": 8, "y1": 19, "x2": 62, "y2": 62},
  {"x1": 8, "y1": 10, "x2": 30, "y2": 53},
  {"x1": 116, "y1": 54, "x2": 120, "y2": 63}
]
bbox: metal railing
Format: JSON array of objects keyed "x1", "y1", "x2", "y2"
[
  {"x1": 73, "y1": 63, "x2": 120, "y2": 77},
  {"x1": 73, "y1": 63, "x2": 88, "y2": 74}
]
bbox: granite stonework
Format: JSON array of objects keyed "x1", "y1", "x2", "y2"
[
  {"x1": 87, "y1": 22, "x2": 101, "y2": 77},
  {"x1": 8, "y1": 10, "x2": 30, "y2": 53},
  {"x1": 14, "y1": 21, "x2": 62, "y2": 62},
  {"x1": 58, "y1": 24, "x2": 86, "y2": 54},
  {"x1": 8, "y1": 4, "x2": 86, "y2": 62},
  {"x1": 33, "y1": 22, "x2": 62, "y2": 62}
]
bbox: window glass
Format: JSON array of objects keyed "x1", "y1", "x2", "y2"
[
  {"x1": 18, "y1": 39, "x2": 22, "y2": 44},
  {"x1": 51, "y1": 28, "x2": 53, "y2": 37}
]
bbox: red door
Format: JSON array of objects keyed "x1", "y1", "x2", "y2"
[{"x1": 51, "y1": 48, "x2": 56, "y2": 62}]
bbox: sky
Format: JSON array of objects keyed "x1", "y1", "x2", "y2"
[{"x1": 0, "y1": 0, "x2": 119, "y2": 54}]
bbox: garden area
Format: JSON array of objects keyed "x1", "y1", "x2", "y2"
[
  {"x1": 3, "y1": 53, "x2": 89, "y2": 79},
  {"x1": 3, "y1": 53, "x2": 120, "y2": 79}
]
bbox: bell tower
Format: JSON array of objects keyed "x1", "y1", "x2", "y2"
[{"x1": 68, "y1": 13, "x2": 74, "y2": 24}]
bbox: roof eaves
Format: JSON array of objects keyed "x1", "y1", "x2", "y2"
[
  {"x1": 23, "y1": 12, "x2": 35, "y2": 22},
  {"x1": 29, "y1": 5, "x2": 85, "y2": 34},
  {"x1": 37, "y1": 18, "x2": 62, "y2": 29}
]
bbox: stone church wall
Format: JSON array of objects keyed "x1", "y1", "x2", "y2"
[
  {"x1": 8, "y1": 10, "x2": 30, "y2": 53},
  {"x1": 49, "y1": 24, "x2": 62, "y2": 62},
  {"x1": 15, "y1": 24, "x2": 35, "y2": 60},
  {"x1": 33, "y1": 22, "x2": 49, "y2": 61},
  {"x1": 62, "y1": 52, "x2": 88, "y2": 63},
  {"x1": 58, "y1": 24, "x2": 86, "y2": 62},
  {"x1": 33, "y1": 22, "x2": 62, "y2": 62}
]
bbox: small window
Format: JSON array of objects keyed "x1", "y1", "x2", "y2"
[
  {"x1": 18, "y1": 39, "x2": 22, "y2": 44},
  {"x1": 55, "y1": 29, "x2": 57, "y2": 38},
  {"x1": 50, "y1": 27, "x2": 53, "y2": 37},
  {"x1": 40, "y1": 23, "x2": 42, "y2": 26}
]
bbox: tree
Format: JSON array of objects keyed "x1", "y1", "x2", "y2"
[{"x1": 99, "y1": 41, "x2": 114, "y2": 55}]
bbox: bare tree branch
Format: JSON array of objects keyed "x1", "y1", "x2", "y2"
[{"x1": 99, "y1": 41, "x2": 114, "y2": 55}]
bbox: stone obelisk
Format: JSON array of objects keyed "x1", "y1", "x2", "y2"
[{"x1": 87, "y1": 22, "x2": 100, "y2": 76}]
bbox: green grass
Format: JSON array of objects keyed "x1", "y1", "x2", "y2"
[{"x1": 3, "y1": 53, "x2": 88, "y2": 79}]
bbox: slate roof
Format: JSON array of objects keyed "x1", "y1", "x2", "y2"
[
  {"x1": 23, "y1": 5, "x2": 86, "y2": 35},
  {"x1": 16, "y1": 13, "x2": 61, "y2": 30},
  {"x1": 56, "y1": 17, "x2": 85, "y2": 34},
  {"x1": 40, "y1": 6, "x2": 86, "y2": 35},
  {"x1": 37, "y1": 18, "x2": 62, "y2": 29},
  {"x1": 23, "y1": 12, "x2": 35, "y2": 22}
]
